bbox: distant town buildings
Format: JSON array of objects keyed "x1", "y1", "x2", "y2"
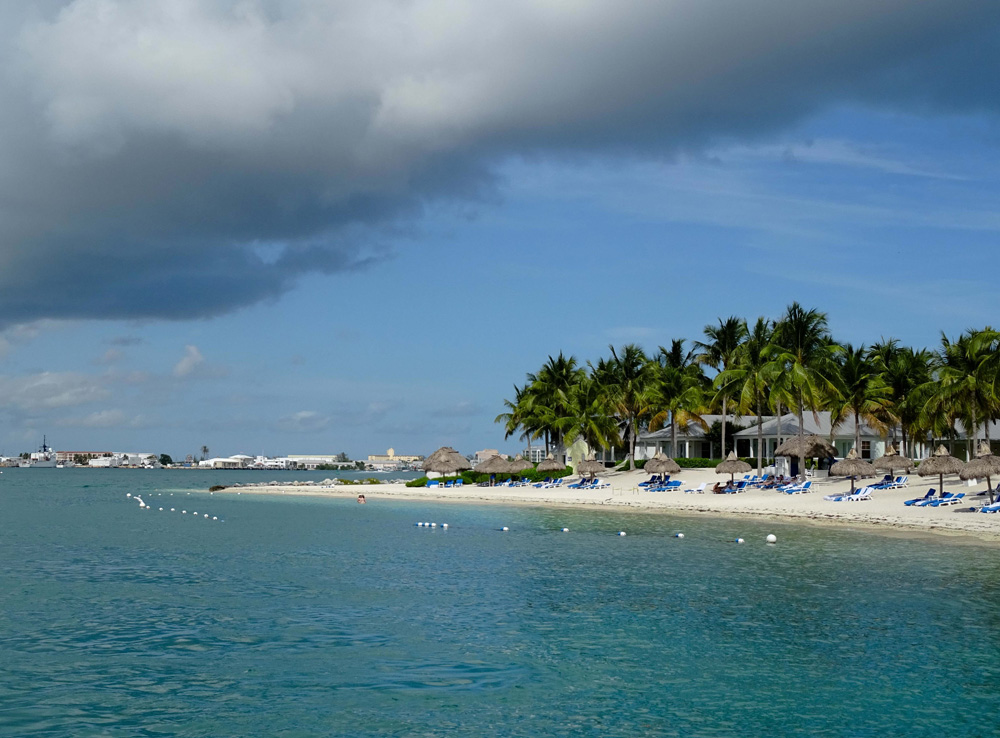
[
  {"x1": 367, "y1": 448, "x2": 421, "y2": 463},
  {"x1": 475, "y1": 448, "x2": 500, "y2": 464}
]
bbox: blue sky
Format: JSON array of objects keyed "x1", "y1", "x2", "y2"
[{"x1": 0, "y1": 1, "x2": 998, "y2": 459}]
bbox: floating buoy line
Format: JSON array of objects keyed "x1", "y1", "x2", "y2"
[{"x1": 127, "y1": 492, "x2": 222, "y2": 522}]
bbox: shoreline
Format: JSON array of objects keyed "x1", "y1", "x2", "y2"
[{"x1": 209, "y1": 467, "x2": 1000, "y2": 545}]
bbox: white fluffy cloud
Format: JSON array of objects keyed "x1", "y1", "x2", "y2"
[
  {"x1": 276, "y1": 410, "x2": 331, "y2": 433},
  {"x1": 0, "y1": 372, "x2": 111, "y2": 410}
]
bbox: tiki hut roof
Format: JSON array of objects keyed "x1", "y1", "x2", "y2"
[
  {"x1": 644, "y1": 452, "x2": 681, "y2": 474},
  {"x1": 536, "y1": 454, "x2": 566, "y2": 472},
  {"x1": 960, "y1": 441, "x2": 1000, "y2": 480},
  {"x1": 773, "y1": 435, "x2": 837, "y2": 458},
  {"x1": 474, "y1": 454, "x2": 513, "y2": 475},
  {"x1": 422, "y1": 446, "x2": 471, "y2": 474},
  {"x1": 576, "y1": 457, "x2": 606, "y2": 474},
  {"x1": 829, "y1": 448, "x2": 875, "y2": 478},
  {"x1": 507, "y1": 455, "x2": 534, "y2": 473},
  {"x1": 872, "y1": 444, "x2": 913, "y2": 472},
  {"x1": 917, "y1": 445, "x2": 965, "y2": 477},
  {"x1": 715, "y1": 451, "x2": 751, "y2": 475}
]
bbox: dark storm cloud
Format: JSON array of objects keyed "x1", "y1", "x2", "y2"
[{"x1": 1, "y1": 0, "x2": 998, "y2": 325}]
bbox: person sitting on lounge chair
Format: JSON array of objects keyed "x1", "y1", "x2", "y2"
[{"x1": 711, "y1": 482, "x2": 726, "y2": 494}]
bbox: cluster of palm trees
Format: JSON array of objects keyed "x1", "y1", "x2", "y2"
[{"x1": 495, "y1": 303, "x2": 1000, "y2": 477}]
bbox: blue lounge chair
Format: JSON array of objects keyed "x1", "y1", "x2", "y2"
[
  {"x1": 904, "y1": 489, "x2": 936, "y2": 506},
  {"x1": 979, "y1": 501, "x2": 1000, "y2": 513},
  {"x1": 886, "y1": 476, "x2": 908, "y2": 489},
  {"x1": 929, "y1": 492, "x2": 965, "y2": 507},
  {"x1": 784, "y1": 481, "x2": 812, "y2": 494},
  {"x1": 426, "y1": 480, "x2": 440, "y2": 488}
]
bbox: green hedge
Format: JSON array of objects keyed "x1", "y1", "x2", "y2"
[
  {"x1": 406, "y1": 466, "x2": 575, "y2": 488},
  {"x1": 669, "y1": 457, "x2": 762, "y2": 469}
]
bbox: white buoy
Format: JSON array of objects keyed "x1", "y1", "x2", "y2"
[
  {"x1": 416, "y1": 522, "x2": 423, "y2": 527},
  {"x1": 126, "y1": 493, "x2": 132, "y2": 498},
  {"x1": 192, "y1": 512, "x2": 197, "y2": 515},
  {"x1": 182, "y1": 510, "x2": 187, "y2": 514},
  {"x1": 159, "y1": 507, "x2": 164, "y2": 511},
  {"x1": 675, "y1": 533, "x2": 684, "y2": 539},
  {"x1": 430, "y1": 523, "x2": 437, "y2": 528},
  {"x1": 618, "y1": 531, "x2": 626, "y2": 536},
  {"x1": 501, "y1": 526, "x2": 509, "y2": 532},
  {"x1": 170, "y1": 508, "x2": 175, "y2": 512},
  {"x1": 212, "y1": 516, "x2": 218, "y2": 521},
  {"x1": 736, "y1": 538, "x2": 744, "y2": 544},
  {"x1": 766, "y1": 533, "x2": 777, "y2": 544},
  {"x1": 442, "y1": 523, "x2": 448, "y2": 529},
  {"x1": 561, "y1": 528, "x2": 569, "y2": 532},
  {"x1": 204, "y1": 514, "x2": 209, "y2": 518}
]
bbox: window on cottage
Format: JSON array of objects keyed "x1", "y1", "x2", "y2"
[{"x1": 861, "y1": 441, "x2": 871, "y2": 459}]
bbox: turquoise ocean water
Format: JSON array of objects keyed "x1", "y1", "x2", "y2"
[{"x1": 2, "y1": 468, "x2": 999, "y2": 737}]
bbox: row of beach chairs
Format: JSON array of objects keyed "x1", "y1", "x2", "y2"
[{"x1": 903, "y1": 489, "x2": 966, "y2": 507}]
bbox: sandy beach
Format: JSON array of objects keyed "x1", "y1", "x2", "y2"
[{"x1": 212, "y1": 467, "x2": 1000, "y2": 543}]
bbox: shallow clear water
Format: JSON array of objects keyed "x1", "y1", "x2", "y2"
[{"x1": 2, "y1": 469, "x2": 999, "y2": 736}]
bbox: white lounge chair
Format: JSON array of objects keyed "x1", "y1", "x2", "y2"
[
  {"x1": 845, "y1": 487, "x2": 873, "y2": 502},
  {"x1": 683, "y1": 483, "x2": 707, "y2": 494}
]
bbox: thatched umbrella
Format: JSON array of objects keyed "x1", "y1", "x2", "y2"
[
  {"x1": 917, "y1": 445, "x2": 965, "y2": 495},
  {"x1": 773, "y1": 435, "x2": 837, "y2": 458},
  {"x1": 536, "y1": 454, "x2": 566, "y2": 473},
  {"x1": 474, "y1": 454, "x2": 513, "y2": 485},
  {"x1": 507, "y1": 456, "x2": 533, "y2": 473},
  {"x1": 872, "y1": 443, "x2": 913, "y2": 477},
  {"x1": 829, "y1": 448, "x2": 876, "y2": 492},
  {"x1": 773, "y1": 435, "x2": 836, "y2": 479},
  {"x1": 644, "y1": 452, "x2": 681, "y2": 475},
  {"x1": 576, "y1": 456, "x2": 606, "y2": 478},
  {"x1": 474, "y1": 454, "x2": 512, "y2": 474},
  {"x1": 423, "y1": 446, "x2": 471, "y2": 477},
  {"x1": 715, "y1": 451, "x2": 751, "y2": 483},
  {"x1": 960, "y1": 441, "x2": 1000, "y2": 504}
]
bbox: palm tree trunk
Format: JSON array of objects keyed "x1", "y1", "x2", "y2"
[
  {"x1": 628, "y1": 419, "x2": 636, "y2": 471},
  {"x1": 721, "y1": 396, "x2": 727, "y2": 459},
  {"x1": 671, "y1": 415, "x2": 678, "y2": 458},
  {"x1": 798, "y1": 395, "x2": 806, "y2": 482},
  {"x1": 855, "y1": 410, "x2": 861, "y2": 456},
  {"x1": 756, "y1": 399, "x2": 763, "y2": 476}
]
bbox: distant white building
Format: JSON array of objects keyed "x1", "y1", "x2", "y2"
[
  {"x1": 522, "y1": 447, "x2": 546, "y2": 463},
  {"x1": 199, "y1": 456, "x2": 248, "y2": 469}
]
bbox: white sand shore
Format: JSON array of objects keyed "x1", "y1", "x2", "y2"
[{"x1": 212, "y1": 467, "x2": 1000, "y2": 543}]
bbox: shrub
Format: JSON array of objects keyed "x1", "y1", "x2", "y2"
[
  {"x1": 209, "y1": 485, "x2": 227, "y2": 492},
  {"x1": 406, "y1": 467, "x2": 575, "y2": 487},
  {"x1": 670, "y1": 457, "x2": 757, "y2": 469}
]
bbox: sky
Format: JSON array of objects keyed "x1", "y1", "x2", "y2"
[{"x1": 0, "y1": 0, "x2": 998, "y2": 460}]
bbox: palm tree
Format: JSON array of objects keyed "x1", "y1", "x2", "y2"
[
  {"x1": 495, "y1": 383, "x2": 541, "y2": 459},
  {"x1": 765, "y1": 303, "x2": 843, "y2": 480},
  {"x1": 830, "y1": 344, "x2": 892, "y2": 456},
  {"x1": 716, "y1": 317, "x2": 773, "y2": 475},
  {"x1": 923, "y1": 329, "x2": 1000, "y2": 458},
  {"x1": 871, "y1": 339, "x2": 934, "y2": 458},
  {"x1": 592, "y1": 344, "x2": 653, "y2": 469},
  {"x1": 563, "y1": 373, "x2": 620, "y2": 455},
  {"x1": 525, "y1": 353, "x2": 585, "y2": 461},
  {"x1": 201, "y1": 445, "x2": 209, "y2": 461},
  {"x1": 695, "y1": 316, "x2": 748, "y2": 458},
  {"x1": 649, "y1": 340, "x2": 709, "y2": 458}
]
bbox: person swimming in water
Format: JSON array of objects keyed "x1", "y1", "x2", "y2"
[{"x1": 357, "y1": 494, "x2": 366, "y2": 504}]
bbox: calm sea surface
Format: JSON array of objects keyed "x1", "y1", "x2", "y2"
[{"x1": 2, "y1": 469, "x2": 999, "y2": 737}]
